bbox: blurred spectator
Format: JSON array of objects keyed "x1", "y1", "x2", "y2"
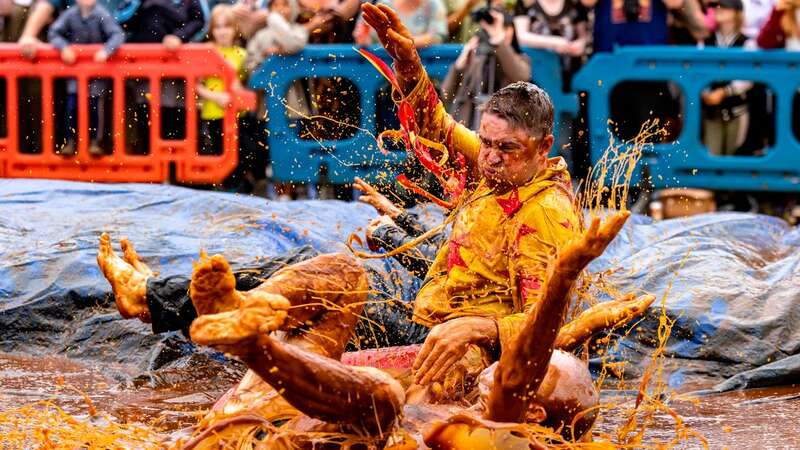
[
  {"x1": 1, "y1": 0, "x2": 37, "y2": 151},
  {"x1": 442, "y1": 9, "x2": 531, "y2": 128},
  {"x1": 741, "y1": 0, "x2": 776, "y2": 38},
  {"x1": 757, "y1": 0, "x2": 800, "y2": 48},
  {"x1": 17, "y1": 0, "x2": 138, "y2": 58},
  {"x1": 586, "y1": 0, "x2": 685, "y2": 142},
  {"x1": 513, "y1": 0, "x2": 590, "y2": 86},
  {"x1": 513, "y1": 0, "x2": 588, "y2": 175},
  {"x1": 124, "y1": 0, "x2": 205, "y2": 47},
  {"x1": 245, "y1": 0, "x2": 311, "y2": 74},
  {"x1": 124, "y1": 0, "x2": 205, "y2": 153},
  {"x1": 300, "y1": 0, "x2": 361, "y2": 44},
  {"x1": 197, "y1": 5, "x2": 245, "y2": 155},
  {"x1": 701, "y1": 0, "x2": 751, "y2": 155},
  {"x1": 354, "y1": 0, "x2": 448, "y2": 47},
  {"x1": 758, "y1": 0, "x2": 800, "y2": 141},
  {"x1": 244, "y1": 0, "x2": 314, "y2": 195},
  {"x1": 231, "y1": 0, "x2": 270, "y2": 39},
  {"x1": 586, "y1": 0, "x2": 684, "y2": 52},
  {"x1": 669, "y1": 0, "x2": 709, "y2": 43},
  {"x1": 48, "y1": 0, "x2": 124, "y2": 156},
  {"x1": 1, "y1": 0, "x2": 33, "y2": 41}
]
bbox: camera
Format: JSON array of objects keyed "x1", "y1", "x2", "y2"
[{"x1": 471, "y1": 6, "x2": 495, "y2": 25}]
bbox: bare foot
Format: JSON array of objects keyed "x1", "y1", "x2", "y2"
[
  {"x1": 97, "y1": 233, "x2": 150, "y2": 321},
  {"x1": 189, "y1": 251, "x2": 245, "y2": 316},
  {"x1": 189, "y1": 290, "x2": 290, "y2": 352},
  {"x1": 120, "y1": 237, "x2": 154, "y2": 277}
]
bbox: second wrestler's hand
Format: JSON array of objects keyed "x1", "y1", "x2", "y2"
[
  {"x1": 360, "y1": 3, "x2": 422, "y2": 89},
  {"x1": 413, "y1": 316, "x2": 498, "y2": 385},
  {"x1": 354, "y1": 177, "x2": 402, "y2": 218}
]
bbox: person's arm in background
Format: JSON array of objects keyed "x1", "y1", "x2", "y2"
[
  {"x1": 231, "y1": 2, "x2": 269, "y2": 39},
  {"x1": 757, "y1": 2, "x2": 787, "y2": 48},
  {"x1": 677, "y1": 0, "x2": 709, "y2": 42},
  {"x1": 485, "y1": 12, "x2": 531, "y2": 81},
  {"x1": 96, "y1": 6, "x2": 125, "y2": 61},
  {"x1": 47, "y1": 8, "x2": 78, "y2": 63},
  {"x1": 440, "y1": 36, "x2": 476, "y2": 105},
  {"x1": 702, "y1": 80, "x2": 753, "y2": 106},
  {"x1": 19, "y1": 0, "x2": 57, "y2": 57},
  {"x1": 513, "y1": 15, "x2": 571, "y2": 51},
  {"x1": 269, "y1": 10, "x2": 310, "y2": 53},
  {"x1": 245, "y1": 30, "x2": 269, "y2": 74},
  {"x1": 46, "y1": 6, "x2": 70, "y2": 50},
  {"x1": 447, "y1": 0, "x2": 481, "y2": 36},
  {"x1": 495, "y1": 42, "x2": 531, "y2": 81}
]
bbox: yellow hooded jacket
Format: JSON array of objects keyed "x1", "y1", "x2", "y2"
[{"x1": 401, "y1": 71, "x2": 582, "y2": 354}]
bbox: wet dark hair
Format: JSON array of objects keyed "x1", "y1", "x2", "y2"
[{"x1": 481, "y1": 81, "x2": 554, "y2": 139}]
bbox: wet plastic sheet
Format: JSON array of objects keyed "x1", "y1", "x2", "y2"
[
  {"x1": 1, "y1": 180, "x2": 798, "y2": 390},
  {"x1": 0, "y1": 180, "x2": 434, "y2": 377},
  {"x1": 588, "y1": 212, "x2": 800, "y2": 391}
]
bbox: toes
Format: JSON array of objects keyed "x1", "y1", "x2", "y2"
[
  {"x1": 120, "y1": 237, "x2": 134, "y2": 261},
  {"x1": 98, "y1": 233, "x2": 112, "y2": 256},
  {"x1": 210, "y1": 254, "x2": 231, "y2": 272}
]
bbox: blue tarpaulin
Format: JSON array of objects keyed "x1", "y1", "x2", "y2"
[{"x1": 1, "y1": 180, "x2": 798, "y2": 391}]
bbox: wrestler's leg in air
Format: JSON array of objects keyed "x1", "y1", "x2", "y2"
[
  {"x1": 189, "y1": 256, "x2": 403, "y2": 436},
  {"x1": 189, "y1": 252, "x2": 369, "y2": 358},
  {"x1": 97, "y1": 233, "x2": 151, "y2": 321}
]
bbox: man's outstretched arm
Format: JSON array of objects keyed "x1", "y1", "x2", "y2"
[{"x1": 361, "y1": 3, "x2": 480, "y2": 168}]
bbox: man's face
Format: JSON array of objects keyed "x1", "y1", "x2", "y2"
[
  {"x1": 76, "y1": 0, "x2": 96, "y2": 9},
  {"x1": 212, "y1": 17, "x2": 235, "y2": 47},
  {"x1": 477, "y1": 113, "x2": 553, "y2": 190}
]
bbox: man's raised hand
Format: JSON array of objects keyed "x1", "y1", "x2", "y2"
[{"x1": 360, "y1": 3, "x2": 422, "y2": 90}]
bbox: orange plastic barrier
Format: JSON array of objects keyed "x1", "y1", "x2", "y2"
[{"x1": 0, "y1": 43, "x2": 255, "y2": 183}]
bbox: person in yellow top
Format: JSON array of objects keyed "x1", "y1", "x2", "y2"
[
  {"x1": 197, "y1": 4, "x2": 247, "y2": 155},
  {"x1": 359, "y1": 2, "x2": 582, "y2": 386}
]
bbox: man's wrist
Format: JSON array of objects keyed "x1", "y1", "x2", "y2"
[
  {"x1": 386, "y1": 205, "x2": 403, "y2": 219},
  {"x1": 472, "y1": 316, "x2": 500, "y2": 348}
]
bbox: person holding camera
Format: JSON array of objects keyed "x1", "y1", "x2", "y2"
[{"x1": 441, "y1": 7, "x2": 531, "y2": 128}]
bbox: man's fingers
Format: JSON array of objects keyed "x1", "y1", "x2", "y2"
[
  {"x1": 353, "y1": 177, "x2": 376, "y2": 193},
  {"x1": 414, "y1": 341, "x2": 445, "y2": 383},
  {"x1": 426, "y1": 352, "x2": 461, "y2": 385},
  {"x1": 413, "y1": 336, "x2": 435, "y2": 370},
  {"x1": 585, "y1": 216, "x2": 600, "y2": 239},
  {"x1": 378, "y1": 3, "x2": 409, "y2": 36},
  {"x1": 605, "y1": 211, "x2": 631, "y2": 236},
  {"x1": 415, "y1": 346, "x2": 443, "y2": 385},
  {"x1": 386, "y1": 29, "x2": 416, "y2": 60},
  {"x1": 361, "y1": 3, "x2": 389, "y2": 32}
]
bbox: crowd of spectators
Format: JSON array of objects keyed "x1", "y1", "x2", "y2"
[{"x1": 0, "y1": 0, "x2": 794, "y2": 196}]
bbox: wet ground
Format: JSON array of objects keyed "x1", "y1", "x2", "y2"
[{"x1": 0, "y1": 352, "x2": 798, "y2": 449}]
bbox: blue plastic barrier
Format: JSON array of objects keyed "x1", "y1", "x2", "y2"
[
  {"x1": 253, "y1": 44, "x2": 800, "y2": 192},
  {"x1": 250, "y1": 44, "x2": 574, "y2": 184},
  {"x1": 573, "y1": 46, "x2": 800, "y2": 192}
]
